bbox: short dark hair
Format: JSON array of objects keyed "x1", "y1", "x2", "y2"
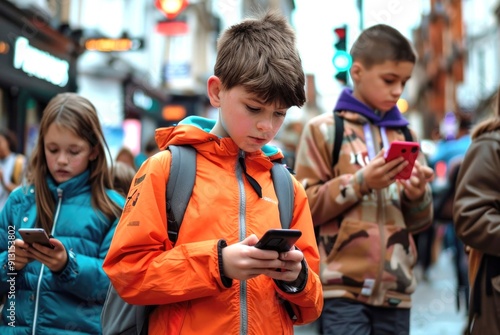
[{"x1": 350, "y1": 24, "x2": 417, "y2": 69}]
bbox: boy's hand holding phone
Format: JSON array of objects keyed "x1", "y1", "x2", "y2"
[
  {"x1": 360, "y1": 150, "x2": 408, "y2": 191},
  {"x1": 399, "y1": 160, "x2": 434, "y2": 201},
  {"x1": 221, "y1": 233, "x2": 304, "y2": 282}
]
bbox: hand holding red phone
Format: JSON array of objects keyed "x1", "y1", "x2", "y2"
[
  {"x1": 399, "y1": 160, "x2": 433, "y2": 201},
  {"x1": 361, "y1": 150, "x2": 408, "y2": 191},
  {"x1": 384, "y1": 141, "x2": 420, "y2": 180}
]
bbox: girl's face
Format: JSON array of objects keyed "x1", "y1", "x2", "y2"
[{"x1": 44, "y1": 123, "x2": 97, "y2": 184}]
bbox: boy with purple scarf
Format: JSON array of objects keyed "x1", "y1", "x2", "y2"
[{"x1": 294, "y1": 24, "x2": 434, "y2": 334}]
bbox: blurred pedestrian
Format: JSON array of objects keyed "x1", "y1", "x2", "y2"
[
  {"x1": 115, "y1": 146, "x2": 136, "y2": 171},
  {"x1": 454, "y1": 88, "x2": 500, "y2": 335},
  {"x1": 103, "y1": 10, "x2": 323, "y2": 334},
  {"x1": 112, "y1": 161, "x2": 136, "y2": 197},
  {"x1": 0, "y1": 128, "x2": 26, "y2": 210},
  {"x1": 294, "y1": 24, "x2": 434, "y2": 335},
  {"x1": 0, "y1": 93, "x2": 125, "y2": 334},
  {"x1": 134, "y1": 136, "x2": 159, "y2": 168}
]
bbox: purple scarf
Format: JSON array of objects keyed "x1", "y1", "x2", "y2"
[{"x1": 334, "y1": 88, "x2": 409, "y2": 127}]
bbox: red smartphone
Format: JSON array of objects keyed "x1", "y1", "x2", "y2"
[
  {"x1": 19, "y1": 228, "x2": 55, "y2": 249},
  {"x1": 384, "y1": 141, "x2": 420, "y2": 180},
  {"x1": 255, "y1": 229, "x2": 302, "y2": 252}
]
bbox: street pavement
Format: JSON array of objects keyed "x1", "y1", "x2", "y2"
[{"x1": 294, "y1": 249, "x2": 468, "y2": 334}]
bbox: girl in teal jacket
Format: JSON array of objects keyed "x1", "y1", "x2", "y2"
[{"x1": 0, "y1": 93, "x2": 124, "y2": 334}]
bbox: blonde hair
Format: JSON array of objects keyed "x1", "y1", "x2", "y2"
[{"x1": 26, "y1": 93, "x2": 122, "y2": 233}]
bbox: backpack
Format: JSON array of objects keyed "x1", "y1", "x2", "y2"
[
  {"x1": 101, "y1": 145, "x2": 295, "y2": 335},
  {"x1": 332, "y1": 112, "x2": 414, "y2": 167}
]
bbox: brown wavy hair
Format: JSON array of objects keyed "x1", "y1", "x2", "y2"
[{"x1": 25, "y1": 93, "x2": 122, "y2": 233}]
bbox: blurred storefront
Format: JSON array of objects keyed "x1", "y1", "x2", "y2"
[{"x1": 0, "y1": 0, "x2": 81, "y2": 155}]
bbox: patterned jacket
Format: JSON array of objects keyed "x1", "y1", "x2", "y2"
[{"x1": 294, "y1": 110, "x2": 433, "y2": 308}]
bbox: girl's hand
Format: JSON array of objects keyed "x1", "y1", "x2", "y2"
[
  {"x1": 27, "y1": 238, "x2": 68, "y2": 273},
  {"x1": 9, "y1": 239, "x2": 33, "y2": 271}
]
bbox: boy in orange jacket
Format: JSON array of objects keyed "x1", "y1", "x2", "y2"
[{"x1": 103, "y1": 10, "x2": 323, "y2": 335}]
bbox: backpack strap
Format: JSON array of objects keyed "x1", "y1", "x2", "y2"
[
  {"x1": 270, "y1": 162, "x2": 294, "y2": 229},
  {"x1": 332, "y1": 112, "x2": 344, "y2": 167},
  {"x1": 166, "y1": 145, "x2": 196, "y2": 245}
]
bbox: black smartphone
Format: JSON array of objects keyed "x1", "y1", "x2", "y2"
[
  {"x1": 18, "y1": 228, "x2": 55, "y2": 249},
  {"x1": 255, "y1": 229, "x2": 302, "y2": 252}
]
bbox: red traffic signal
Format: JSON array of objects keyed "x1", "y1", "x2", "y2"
[
  {"x1": 155, "y1": 0, "x2": 188, "y2": 20},
  {"x1": 333, "y1": 25, "x2": 347, "y2": 51},
  {"x1": 333, "y1": 27, "x2": 346, "y2": 39}
]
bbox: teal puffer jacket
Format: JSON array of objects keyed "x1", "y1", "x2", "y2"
[{"x1": 0, "y1": 170, "x2": 124, "y2": 335}]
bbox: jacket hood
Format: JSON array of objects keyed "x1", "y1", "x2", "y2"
[
  {"x1": 334, "y1": 88, "x2": 409, "y2": 127},
  {"x1": 154, "y1": 116, "x2": 285, "y2": 162}
]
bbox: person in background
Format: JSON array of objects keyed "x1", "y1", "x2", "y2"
[
  {"x1": 103, "y1": 10, "x2": 323, "y2": 334},
  {"x1": 112, "y1": 161, "x2": 136, "y2": 197},
  {"x1": 134, "y1": 136, "x2": 159, "y2": 169},
  {"x1": 115, "y1": 146, "x2": 137, "y2": 171},
  {"x1": 0, "y1": 128, "x2": 26, "y2": 210},
  {"x1": 454, "y1": 88, "x2": 500, "y2": 335},
  {"x1": 0, "y1": 93, "x2": 125, "y2": 334},
  {"x1": 294, "y1": 24, "x2": 434, "y2": 334}
]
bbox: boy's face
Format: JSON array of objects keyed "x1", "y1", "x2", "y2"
[
  {"x1": 351, "y1": 60, "x2": 414, "y2": 112},
  {"x1": 208, "y1": 77, "x2": 288, "y2": 153}
]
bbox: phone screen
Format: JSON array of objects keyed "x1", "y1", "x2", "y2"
[
  {"x1": 19, "y1": 228, "x2": 54, "y2": 249},
  {"x1": 255, "y1": 229, "x2": 302, "y2": 252}
]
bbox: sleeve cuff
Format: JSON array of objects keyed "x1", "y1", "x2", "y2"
[
  {"x1": 217, "y1": 240, "x2": 233, "y2": 288},
  {"x1": 274, "y1": 256, "x2": 308, "y2": 294},
  {"x1": 54, "y1": 249, "x2": 78, "y2": 282}
]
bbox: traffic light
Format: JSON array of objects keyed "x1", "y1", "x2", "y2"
[
  {"x1": 332, "y1": 25, "x2": 351, "y2": 85},
  {"x1": 155, "y1": 0, "x2": 188, "y2": 20}
]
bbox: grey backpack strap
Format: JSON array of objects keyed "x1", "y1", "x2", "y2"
[
  {"x1": 271, "y1": 163, "x2": 294, "y2": 229},
  {"x1": 166, "y1": 145, "x2": 196, "y2": 244}
]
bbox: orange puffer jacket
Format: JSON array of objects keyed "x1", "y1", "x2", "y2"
[{"x1": 103, "y1": 117, "x2": 323, "y2": 335}]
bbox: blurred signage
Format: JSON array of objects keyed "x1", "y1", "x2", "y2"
[
  {"x1": 163, "y1": 62, "x2": 190, "y2": 80},
  {"x1": 84, "y1": 38, "x2": 144, "y2": 52},
  {"x1": 13, "y1": 37, "x2": 69, "y2": 87},
  {"x1": 132, "y1": 89, "x2": 154, "y2": 112}
]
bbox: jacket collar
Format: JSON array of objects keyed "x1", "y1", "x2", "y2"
[
  {"x1": 47, "y1": 170, "x2": 91, "y2": 199},
  {"x1": 154, "y1": 116, "x2": 285, "y2": 169}
]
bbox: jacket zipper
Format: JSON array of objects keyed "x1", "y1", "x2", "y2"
[
  {"x1": 370, "y1": 125, "x2": 387, "y2": 303},
  {"x1": 236, "y1": 151, "x2": 248, "y2": 335},
  {"x1": 32, "y1": 188, "x2": 63, "y2": 335}
]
